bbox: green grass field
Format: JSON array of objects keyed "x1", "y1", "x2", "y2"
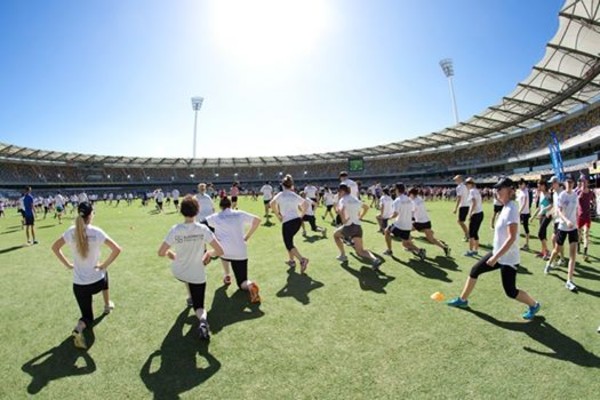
[{"x1": 1, "y1": 197, "x2": 598, "y2": 399}]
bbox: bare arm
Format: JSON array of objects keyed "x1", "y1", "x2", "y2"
[
  {"x1": 488, "y1": 223, "x2": 518, "y2": 266},
  {"x1": 203, "y1": 239, "x2": 225, "y2": 265},
  {"x1": 98, "y1": 237, "x2": 122, "y2": 270},
  {"x1": 158, "y1": 241, "x2": 175, "y2": 260},
  {"x1": 51, "y1": 237, "x2": 73, "y2": 269},
  {"x1": 244, "y1": 216, "x2": 261, "y2": 241}
]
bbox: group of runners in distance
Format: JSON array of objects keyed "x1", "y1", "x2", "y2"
[{"x1": 6, "y1": 168, "x2": 594, "y2": 349}]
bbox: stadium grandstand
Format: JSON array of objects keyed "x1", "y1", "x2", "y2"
[{"x1": 1, "y1": 0, "x2": 599, "y2": 191}]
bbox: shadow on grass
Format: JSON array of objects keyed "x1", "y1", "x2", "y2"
[
  {"x1": 207, "y1": 286, "x2": 264, "y2": 334},
  {"x1": 466, "y1": 309, "x2": 600, "y2": 368},
  {"x1": 339, "y1": 260, "x2": 395, "y2": 294},
  {"x1": 0, "y1": 244, "x2": 27, "y2": 254},
  {"x1": 36, "y1": 225, "x2": 55, "y2": 230},
  {"x1": 0, "y1": 229, "x2": 20, "y2": 235},
  {"x1": 549, "y1": 274, "x2": 600, "y2": 298},
  {"x1": 276, "y1": 267, "x2": 324, "y2": 305},
  {"x1": 262, "y1": 220, "x2": 276, "y2": 227},
  {"x1": 391, "y1": 255, "x2": 452, "y2": 282},
  {"x1": 21, "y1": 315, "x2": 105, "y2": 395},
  {"x1": 140, "y1": 308, "x2": 221, "y2": 399},
  {"x1": 431, "y1": 256, "x2": 459, "y2": 271},
  {"x1": 302, "y1": 233, "x2": 327, "y2": 243}
]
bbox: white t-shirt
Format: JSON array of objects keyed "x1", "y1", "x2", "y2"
[
  {"x1": 492, "y1": 189, "x2": 502, "y2": 206},
  {"x1": 54, "y1": 194, "x2": 65, "y2": 208},
  {"x1": 339, "y1": 194, "x2": 362, "y2": 226},
  {"x1": 63, "y1": 225, "x2": 109, "y2": 285},
  {"x1": 195, "y1": 193, "x2": 215, "y2": 221},
  {"x1": 341, "y1": 178, "x2": 359, "y2": 198},
  {"x1": 412, "y1": 196, "x2": 430, "y2": 223},
  {"x1": 164, "y1": 222, "x2": 215, "y2": 284},
  {"x1": 552, "y1": 189, "x2": 562, "y2": 223},
  {"x1": 323, "y1": 191, "x2": 335, "y2": 206},
  {"x1": 392, "y1": 194, "x2": 413, "y2": 230},
  {"x1": 78, "y1": 193, "x2": 89, "y2": 203},
  {"x1": 206, "y1": 209, "x2": 255, "y2": 260},
  {"x1": 379, "y1": 195, "x2": 394, "y2": 219},
  {"x1": 304, "y1": 185, "x2": 318, "y2": 199},
  {"x1": 456, "y1": 183, "x2": 469, "y2": 208},
  {"x1": 493, "y1": 200, "x2": 520, "y2": 267},
  {"x1": 271, "y1": 190, "x2": 304, "y2": 223},
  {"x1": 303, "y1": 199, "x2": 315, "y2": 216},
  {"x1": 557, "y1": 190, "x2": 578, "y2": 232},
  {"x1": 172, "y1": 189, "x2": 180, "y2": 200},
  {"x1": 517, "y1": 189, "x2": 530, "y2": 214},
  {"x1": 156, "y1": 191, "x2": 164, "y2": 202},
  {"x1": 468, "y1": 188, "x2": 483, "y2": 214},
  {"x1": 260, "y1": 185, "x2": 274, "y2": 201}
]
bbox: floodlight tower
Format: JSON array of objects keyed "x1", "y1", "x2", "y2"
[
  {"x1": 439, "y1": 59, "x2": 459, "y2": 125},
  {"x1": 191, "y1": 96, "x2": 204, "y2": 158}
]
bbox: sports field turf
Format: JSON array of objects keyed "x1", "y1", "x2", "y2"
[{"x1": 1, "y1": 197, "x2": 598, "y2": 399}]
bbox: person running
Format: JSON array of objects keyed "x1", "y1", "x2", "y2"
[
  {"x1": 453, "y1": 175, "x2": 470, "y2": 241},
  {"x1": 195, "y1": 183, "x2": 215, "y2": 224},
  {"x1": 548, "y1": 176, "x2": 566, "y2": 267},
  {"x1": 408, "y1": 187, "x2": 451, "y2": 257},
  {"x1": 51, "y1": 202, "x2": 122, "y2": 349},
  {"x1": 300, "y1": 192, "x2": 327, "y2": 238},
  {"x1": 333, "y1": 184, "x2": 382, "y2": 270},
  {"x1": 339, "y1": 171, "x2": 368, "y2": 219},
  {"x1": 531, "y1": 179, "x2": 552, "y2": 260},
  {"x1": 490, "y1": 188, "x2": 503, "y2": 229},
  {"x1": 545, "y1": 175, "x2": 579, "y2": 291},
  {"x1": 376, "y1": 188, "x2": 394, "y2": 233},
  {"x1": 230, "y1": 182, "x2": 240, "y2": 209},
  {"x1": 303, "y1": 182, "x2": 319, "y2": 208},
  {"x1": 259, "y1": 181, "x2": 274, "y2": 217},
  {"x1": 383, "y1": 183, "x2": 426, "y2": 261},
  {"x1": 155, "y1": 189, "x2": 164, "y2": 213},
  {"x1": 270, "y1": 174, "x2": 310, "y2": 273},
  {"x1": 576, "y1": 175, "x2": 595, "y2": 263},
  {"x1": 447, "y1": 177, "x2": 541, "y2": 320},
  {"x1": 172, "y1": 188, "x2": 180, "y2": 211},
  {"x1": 517, "y1": 179, "x2": 531, "y2": 250},
  {"x1": 321, "y1": 186, "x2": 336, "y2": 223},
  {"x1": 158, "y1": 195, "x2": 224, "y2": 340},
  {"x1": 23, "y1": 186, "x2": 38, "y2": 245},
  {"x1": 464, "y1": 178, "x2": 484, "y2": 256},
  {"x1": 54, "y1": 192, "x2": 65, "y2": 224},
  {"x1": 206, "y1": 197, "x2": 262, "y2": 302}
]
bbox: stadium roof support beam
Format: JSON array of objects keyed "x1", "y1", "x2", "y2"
[
  {"x1": 558, "y1": 11, "x2": 600, "y2": 29},
  {"x1": 517, "y1": 83, "x2": 590, "y2": 105},
  {"x1": 503, "y1": 96, "x2": 567, "y2": 114}
]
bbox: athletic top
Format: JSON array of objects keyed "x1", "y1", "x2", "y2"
[
  {"x1": 230, "y1": 186, "x2": 240, "y2": 197},
  {"x1": 156, "y1": 191, "x2": 164, "y2": 202},
  {"x1": 392, "y1": 194, "x2": 413, "y2": 230},
  {"x1": 379, "y1": 195, "x2": 394, "y2": 219},
  {"x1": 323, "y1": 191, "x2": 335, "y2": 206},
  {"x1": 63, "y1": 224, "x2": 109, "y2": 285},
  {"x1": 172, "y1": 189, "x2": 180, "y2": 200},
  {"x1": 412, "y1": 196, "x2": 430, "y2": 224},
  {"x1": 341, "y1": 178, "x2": 359, "y2": 198},
  {"x1": 303, "y1": 199, "x2": 315, "y2": 217},
  {"x1": 557, "y1": 190, "x2": 578, "y2": 231},
  {"x1": 538, "y1": 192, "x2": 551, "y2": 217},
  {"x1": 164, "y1": 222, "x2": 215, "y2": 284},
  {"x1": 54, "y1": 194, "x2": 65, "y2": 208},
  {"x1": 260, "y1": 184, "x2": 274, "y2": 201},
  {"x1": 493, "y1": 200, "x2": 520, "y2": 267},
  {"x1": 271, "y1": 190, "x2": 305, "y2": 223},
  {"x1": 23, "y1": 194, "x2": 34, "y2": 217},
  {"x1": 577, "y1": 190, "x2": 594, "y2": 219},
  {"x1": 78, "y1": 193, "x2": 89, "y2": 203},
  {"x1": 195, "y1": 193, "x2": 215, "y2": 221},
  {"x1": 467, "y1": 188, "x2": 483, "y2": 214},
  {"x1": 517, "y1": 188, "x2": 530, "y2": 214},
  {"x1": 206, "y1": 209, "x2": 256, "y2": 260},
  {"x1": 456, "y1": 183, "x2": 469, "y2": 208},
  {"x1": 304, "y1": 185, "x2": 318, "y2": 199},
  {"x1": 492, "y1": 189, "x2": 502, "y2": 206},
  {"x1": 338, "y1": 194, "x2": 362, "y2": 226}
]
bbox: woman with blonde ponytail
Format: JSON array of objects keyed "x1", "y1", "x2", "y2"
[{"x1": 51, "y1": 202, "x2": 122, "y2": 349}]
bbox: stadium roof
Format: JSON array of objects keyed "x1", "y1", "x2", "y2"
[{"x1": 1, "y1": 0, "x2": 600, "y2": 168}]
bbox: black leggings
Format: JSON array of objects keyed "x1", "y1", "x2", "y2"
[
  {"x1": 520, "y1": 213, "x2": 530, "y2": 235},
  {"x1": 469, "y1": 212, "x2": 484, "y2": 240},
  {"x1": 469, "y1": 252, "x2": 519, "y2": 299},
  {"x1": 282, "y1": 218, "x2": 302, "y2": 251},
  {"x1": 538, "y1": 215, "x2": 551, "y2": 241},
  {"x1": 188, "y1": 282, "x2": 206, "y2": 311},
  {"x1": 73, "y1": 274, "x2": 109, "y2": 327},
  {"x1": 224, "y1": 259, "x2": 248, "y2": 288},
  {"x1": 303, "y1": 215, "x2": 318, "y2": 231}
]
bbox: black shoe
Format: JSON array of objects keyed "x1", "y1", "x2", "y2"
[{"x1": 198, "y1": 320, "x2": 210, "y2": 340}]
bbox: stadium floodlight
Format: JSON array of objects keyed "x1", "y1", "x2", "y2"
[
  {"x1": 191, "y1": 96, "x2": 204, "y2": 159},
  {"x1": 439, "y1": 59, "x2": 459, "y2": 125}
]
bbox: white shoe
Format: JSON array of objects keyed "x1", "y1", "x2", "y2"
[
  {"x1": 103, "y1": 300, "x2": 115, "y2": 314},
  {"x1": 336, "y1": 255, "x2": 348, "y2": 262},
  {"x1": 565, "y1": 280, "x2": 577, "y2": 292},
  {"x1": 557, "y1": 259, "x2": 566, "y2": 267},
  {"x1": 543, "y1": 263, "x2": 552, "y2": 275}
]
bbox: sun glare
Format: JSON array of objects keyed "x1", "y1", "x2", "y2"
[{"x1": 210, "y1": 0, "x2": 331, "y2": 67}]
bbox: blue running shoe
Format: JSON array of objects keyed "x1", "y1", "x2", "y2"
[
  {"x1": 447, "y1": 297, "x2": 469, "y2": 308},
  {"x1": 522, "y1": 302, "x2": 541, "y2": 320}
]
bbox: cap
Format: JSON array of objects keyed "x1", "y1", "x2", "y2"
[
  {"x1": 493, "y1": 177, "x2": 515, "y2": 189},
  {"x1": 77, "y1": 202, "x2": 93, "y2": 218},
  {"x1": 339, "y1": 171, "x2": 348, "y2": 178},
  {"x1": 465, "y1": 177, "x2": 475, "y2": 185},
  {"x1": 452, "y1": 175, "x2": 462, "y2": 181},
  {"x1": 548, "y1": 176, "x2": 560, "y2": 184},
  {"x1": 564, "y1": 174, "x2": 575, "y2": 182}
]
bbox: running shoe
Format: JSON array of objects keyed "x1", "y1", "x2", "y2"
[
  {"x1": 321, "y1": 228, "x2": 327, "y2": 238},
  {"x1": 186, "y1": 297, "x2": 193, "y2": 307},
  {"x1": 464, "y1": 250, "x2": 475, "y2": 257},
  {"x1": 418, "y1": 248, "x2": 426, "y2": 261},
  {"x1": 383, "y1": 249, "x2": 393, "y2": 256},
  {"x1": 103, "y1": 300, "x2": 115, "y2": 315},
  {"x1": 285, "y1": 260, "x2": 296, "y2": 268},
  {"x1": 522, "y1": 302, "x2": 541, "y2": 320},
  {"x1": 300, "y1": 257, "x2": 309, "y2": 274},
  {"x1": 72, "y1": 330, "x2": 87, "y2": 349},
  {"x1": 584, "y1": 255, "x2": 590, "y2": 263},
  {"x1": 302, "y1": 231, "x2": 308, "y2": 237},
  {"x1": 557, "y1": 258, "x2": 566, "y2": 267},
  {"x1": 336, "y1": 254, "x2": 348, "y2": 262},
  {"x1": 248, "y1": 282, "x2": 261, "y2": 303},
  {"x1": 443, "y1": 246, "x2": 451, "y2": 257},
  {"x1": 223, "y1": 275, "x2": 232, "y2": 286},
  {"x1": 198, "y1": 320, "x2": 210, "y2": 340},
  {"x1": 565, "y1": 280, "x2": 577, "y2": 292},
  {"x1": 447, "y1": 297, "x2": 469, "y2": 308},
  {"x1": 521, "y1": 244, "x2": 529, "y2": 251},
  {"x1": 33, "y1": 240, "x2": 39, "y2": 245},
  {"x1": 372, "y1": 258, "x2": 382, "y2": 271}
]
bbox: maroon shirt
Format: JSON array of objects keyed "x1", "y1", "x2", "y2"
[{"x1": 577, "y1": 190, "x2": 594, "y2": 219}]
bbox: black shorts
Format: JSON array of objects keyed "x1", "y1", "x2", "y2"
[
  {"x1": 263, "y1": 199, "x2": 271, "y2": 205},
  {"x1": 556, "y1": 229, "x2": 578, "y2": 246},
  {"x1": 493, "y1": 204, "x2": 503, "y2": 213},
  {"x1": 458, "y1": 206, "x2": 469, "y2": 222},
  {"x1": 342, "y1": 224, "x2": 363, "y2": 239},
  {"x1": 24, "y1": 215, "x2": 35, "y2": 226},
  {"x1": 232, "y1": 196, "x2": 238, "y2": 203},
  {"x1": 553, "y1": 222, "x2": 559, "y2": 234},
  {"x1": 326, "y1": 205, "x2": 333, "y2": 212},
  {"x1": 388, "y1": 225, "x2": 411, "y2": 241},
  {"x1": 174, "y1": 199, "x2": 179, "y2": 205},
  {"x1": 413, "y1": 221, "x2": 432, "y2": 232}
]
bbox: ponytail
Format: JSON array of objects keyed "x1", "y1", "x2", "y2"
[
  {"x1": 75, "y1": 215, "x2": 89, "y2": 258},
  {"x1": 282, "y1": 174, "x2": 294, "y2": 189}
]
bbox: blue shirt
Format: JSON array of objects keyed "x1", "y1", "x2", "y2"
[{"x1": 23, "y1": 194, "x2": 34, "y2": 217}]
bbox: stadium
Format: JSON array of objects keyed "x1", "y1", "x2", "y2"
[{"x1": 1, "y1": 1, "x2": 600, "y2": 399}]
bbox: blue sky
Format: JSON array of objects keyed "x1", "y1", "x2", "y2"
[{"x1": 0, "y1": 0, "x2": 564, "y2": 158}]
